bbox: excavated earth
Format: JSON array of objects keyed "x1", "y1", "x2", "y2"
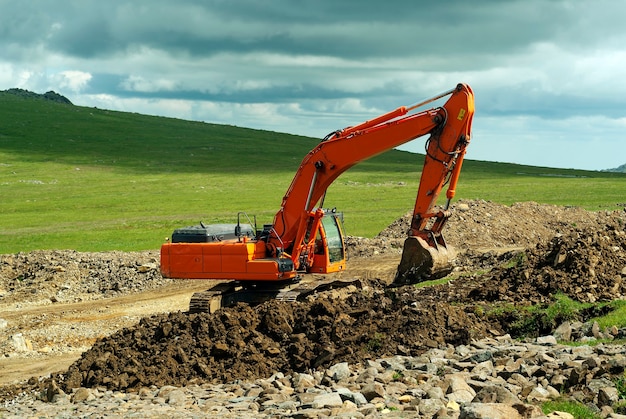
[{"x1": 1, "y1": 200, "x2": 626, "y2": 403}]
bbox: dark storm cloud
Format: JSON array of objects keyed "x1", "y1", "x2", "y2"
[{"x1": 0, "y1": 0, "x2": 589, "y2": 61}]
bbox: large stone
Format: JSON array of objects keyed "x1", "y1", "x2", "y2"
[
  {"x1": 598, "y1": 387, "x2": 619, "y2": 406},
  {"x1": 419, "y1": 398, "x2": 446, "y2": 417},
  {"x1": 553, "y1": 322, "x2": 572, "y2": 341},
  {"x1": 360, "y1": 382, "x2": 386, "y2": 401},
  {"x1": 566, "y1": 367, "x2": 588, "y2": 388},
  {"x1": 311, "y1": 393, "x2": 343, "y2": 408},
  {"x1": 10, "y1": 333, "x2": 33, "y2": 352},
  {"x1": 459, "y1": 402, "x2": 522, "y2": 419},
  {"x1": 292, "y1": 372, "x2": 316, "y2": 388},
  {"x1": 542, "y1": 412, "x2": 574, "y2": 419},
  {"x1": 327, "y1": 362, "x2": 351, "y2": 382},
  {"x1": 536, "y1": 335, "x2": 558, "y2": 346},
  {"x1": 447, "y1": 374, "x2": 476, "y2": 403},
  {"x1": 291, "y1": 408, "x2": 333, "y2": 418},
  {"x1": 527, "y1": 386, "x2": 551, "y2": 402},
  {"x1": 70, "y1": 387, "x2": 94, "y2": 403},
  {"x1": 427, "y1": 386, "x2": 445, "y2": 400},
  {"x1": 473, "y1": 385, "x2": 521, "y2": 404},
  {"x1": 336, "y1": 388, "x2": 368, "y2": 406},
  {"x1": 167, "y1": 389, "x2": 186, "y2": 407}
]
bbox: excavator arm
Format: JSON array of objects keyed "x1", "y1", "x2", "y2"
[
  {"x1": 268, "y1": 83, "x2": 474, "y2": 282},
  {"x1": 160, "y1": 83, "x2": 474, "y2": 300}
]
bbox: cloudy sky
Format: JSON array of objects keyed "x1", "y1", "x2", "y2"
[{"x1": 1, "y1": 0, "x2": 625, "y2": 171}]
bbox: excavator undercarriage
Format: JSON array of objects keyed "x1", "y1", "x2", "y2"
[{"x1": 189, "y1": 277, "x2": 363, "y2": 314}]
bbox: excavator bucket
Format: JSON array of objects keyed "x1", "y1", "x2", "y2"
[{"x1": 393, "y1": 236, "x2": 455, "y2": 285}]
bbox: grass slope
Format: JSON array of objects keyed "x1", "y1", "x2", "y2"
[{"x1": 1, "y1": 92, "x2": 625, "y2": 253}]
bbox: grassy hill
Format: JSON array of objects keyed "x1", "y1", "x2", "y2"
[{"x1": 1, "y1": 90, "x2": 625, "y2": 254}]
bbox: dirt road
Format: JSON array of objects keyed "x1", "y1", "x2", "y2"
[{"x1": 0, "y1": 281, "x2": 210, "y2": 385}]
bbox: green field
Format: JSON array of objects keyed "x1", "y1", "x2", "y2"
[{"x1": 1, "y1": 91, "x2": 624, "y2": 254}]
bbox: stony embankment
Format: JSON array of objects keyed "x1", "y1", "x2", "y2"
[{"x1": 4, "y1": 334, "x2": 626, "y2": 419}]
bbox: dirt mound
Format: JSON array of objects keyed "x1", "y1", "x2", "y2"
[
  {"x1": 347, "y1": 199, "x2": 617, "y2": 263},
  {"x1": 409, "y1": 214, "x2": 626, "y2": 304},
  {"x1": 58, "y1": 281, "x2": 488, "y2": 392},
  {"x1": 465, "y1": 217, "x2": 626, "y2": 304},
  {"x1": 0, "y1": 250, "x2": 169, "y2": 305},
  {"x1": 55, "y1": 205, "x2": 626, "y2": 393}
]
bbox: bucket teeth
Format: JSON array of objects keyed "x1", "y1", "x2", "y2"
[{"x1": 394, "y1": 236, "x2": 454, "y2": 285}]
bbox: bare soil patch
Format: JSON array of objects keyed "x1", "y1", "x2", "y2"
[{"x1": 1, "y1": 200, "x2": 625, "y2": 397}]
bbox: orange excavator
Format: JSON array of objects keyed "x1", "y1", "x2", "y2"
[{"x1": 160, "y1": 83, "x2": 474, "y2": 312}]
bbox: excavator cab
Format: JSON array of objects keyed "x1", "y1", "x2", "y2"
[{"x1": 310, "y1": 211, "x2": 346, "y2": 274}]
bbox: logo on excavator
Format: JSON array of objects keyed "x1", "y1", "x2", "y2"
[{"x1": 457, "y1": 108, "x2": 466, "y2": 121}]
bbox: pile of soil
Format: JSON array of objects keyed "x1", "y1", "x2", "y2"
[
  {"x1": 45, "y1": 201, "x2": 626, "y2": 393},
  {"x1": 345, "y1": 199, "x2": 614, "y2": 265},
  {"x1": 60, "y1": 287, "x2": 487, "y2": 391},
  {"x1": 0, "y1": 250, "x2": 167, "y2": 306},
  {"x1": 466, "y1": 219, "x2": 626, "y2": 304}
]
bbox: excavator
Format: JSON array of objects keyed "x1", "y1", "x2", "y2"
[{"x1": 160, "y1": 83, "x2": 475, "y2": 313}]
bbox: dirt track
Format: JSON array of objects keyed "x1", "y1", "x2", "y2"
[
  {"x1": 0, "y1": 280, "x2": 211, "y2": 386},
  {"x1": 1, "y1": 200, "x2": 625, "y2": 396}
]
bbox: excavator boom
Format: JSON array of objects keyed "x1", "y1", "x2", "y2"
[{"x1": 269, "y1": 83, "x2": 474, "y2": 280}]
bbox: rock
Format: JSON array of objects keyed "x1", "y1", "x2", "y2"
[
  {"x1": 447, "y1": 373, "x2": 477, "y2": 403},
  {"x1": 592, "y1": 321, "x2": 603, "y2": 339},
  {"x1": 397, "y1": 394, "x2": 412, "y2": 403},
  {"x1": 459, "y1": 402, "x2": 522, "y2": 419},
  {"x1": 291, "y1": 408, "x2": 333, "y2": 418},
  {"x1": 542, "y1": 412, "x2": 574, "y2": 419},
  {"x1": 157, "y1": 385, "x2": 178, "y2": 399},
  {"x1": 598, "y1": 387, "x2": 619, "y2": 406},
  {"x1": 473, "y1": 385, "x2": 521, "y2": 404},
  {"x1": 536, "y1": 335, "x2": 558, "y2": 346},
  {"x1": 427, "y1": 386, "x2": 445, "y2": 400},
  {"x1": 292, "y1": 373, "x2": 316, "y2": 392},
  {"x1": 5, "y1": 337, "x2": 626, "y2": 417},
  {"x1": 466, "y1": 351, "x2": 493, "y2": 363},
  {"x1": 360, "y1": 382, "x2": 386, "y2": 401},
  {"x1": 70, "y1": 388, "x2": 94, "y2": 403},
  {"x1": 44, "y1": 380, "x2": 66, "y2": 403},
  {"x1": 137, "y1": 263, "x2": 158, "y2": 273},
  {"x1": 311, "y1": 392, "x2": 343, "y2": 408},
  {"x1": 553, "y1": 321, "x2": 572, "y2": 342},
  {"x1": 167, "y1": 389, "x2": 186, "y2": 407},
  {"x1": 327, "y1": 362, "x2": 351, "y2": 382},
  {"x1": 527, "y1": 386, "x2": 551, "y2": 402},
  {"x1": 419, "y1": 398, "x2": 447, "y2": 417},
  {"x1": 337, "y1": 388, "x2": 368, "y2": 406},
  {"x1": 10, "y1": 333, "x2": 33, "y2": 352}
]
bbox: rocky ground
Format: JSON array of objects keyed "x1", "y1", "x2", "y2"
[{"x1": 1, "y1": 200, "x2": 626, "y2": 418}]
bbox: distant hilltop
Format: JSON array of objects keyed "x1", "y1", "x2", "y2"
[
  {"x1": 1, "y1": 88, "x2": 73, "y2": 105},
  {"x1": 603, "y1": 163, "x2": 626, "y2": 173},
  {"x1": 1, "y1": 87, "x2": 624, "y2": 173}
]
